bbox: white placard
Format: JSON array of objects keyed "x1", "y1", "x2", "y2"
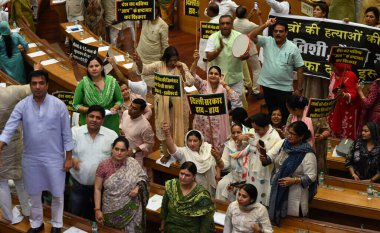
[
  {"x1": 80, "y1": 37, "x2": 96, "y2": 44},
  {"x1": 27, "y1": 51, "x2": 46, "y2": 58},
  {"x1": 147, "y1": 194, "x2": 163, "y2": 211},
  {"x1": 41, "y1": 59, "x2": 58, "y2": 66}
]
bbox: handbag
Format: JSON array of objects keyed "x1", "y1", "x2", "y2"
[{"x1": 335, "y1": 138, "x2": 354, "y2": 157}]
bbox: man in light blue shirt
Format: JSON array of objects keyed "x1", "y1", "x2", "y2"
[
  {"x1": 0, "y1": 70, "x2": 74, "y2": 233},
  {"x1": 69, "y1": 105, "x2": 117, "y2": 220},
  {"x1": 249, "y1": 18, "x2": 304, "y2": 124}
]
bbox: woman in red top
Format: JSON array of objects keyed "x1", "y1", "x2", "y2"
[{"x1": 328, "y1": 63, "x2": 360, "y2": 140}]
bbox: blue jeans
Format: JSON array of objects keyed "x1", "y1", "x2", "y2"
[{"x1": 69, "y1": 176, "x2": 95, "y2": 221}]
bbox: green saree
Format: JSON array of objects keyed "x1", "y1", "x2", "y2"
[{"x1": 160, "y1": 179, "x2": 215, "y2": 233}]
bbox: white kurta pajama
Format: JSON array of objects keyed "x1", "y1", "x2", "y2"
[{"x1": 0, "y1": 94, "x2": 74, "y2": 228}]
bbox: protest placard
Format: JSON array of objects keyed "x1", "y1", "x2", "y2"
[
  {"x1": 200, "y1": 22, "x2": 219, "y2": 39},
  {"x1": 187, "y1": 93, "x2": 227, "y2": 116},
  {"x1": 184, "y1": 0, "x2": 200, "y2": 17},
  {"x1": 154, "y1": 73, "x2": 181, "y2": 97},
  {"x1": 269, "y1": 13, "x2": 380, "y2": 81},
  {"x1": 72, "y1": 39, "x2": 98, "y2": 66},
  {"x1": 116, "y1": 0, "x2": 155, "y2": 21},
  {"x1": 329, "y1": 46, "x2": 368, "y2": 68},
  {"x1": 306, "y1": 98, "x2": 337, "y2": 118},
  {"x1": 53, "y1": 91, "x2": 75, "y2": 112}
]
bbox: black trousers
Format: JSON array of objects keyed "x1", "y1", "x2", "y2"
[{"x1": 262, "y1": 86, "x2": 293, "y2": 126}]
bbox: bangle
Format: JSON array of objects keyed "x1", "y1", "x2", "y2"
[{"x1": 94, "y1": 208, "x2": 101, "y2": 212}]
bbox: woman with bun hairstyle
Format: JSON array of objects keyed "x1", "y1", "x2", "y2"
[{"x1": 258, "y1": 121, "x2": 317, "y2": 225}]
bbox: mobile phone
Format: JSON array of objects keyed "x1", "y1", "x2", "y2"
[
  {"x1": 259, "y1": 139, "x2": 265, "y2": 147},
  {"x1": 254, "y1": 1, "x2": 259, "y2": 10}
]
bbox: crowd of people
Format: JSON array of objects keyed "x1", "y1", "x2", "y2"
[{"x1": 0, "y1": 0, "x2": 380, "y2": 233}]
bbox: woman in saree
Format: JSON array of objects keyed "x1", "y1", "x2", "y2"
[
  {"x1": 73, "y1": 56, "x2": 123, "y2": 134},
  {"x1": 94, "y1": 136, "x2": 148, "y2": 233},
  {"x1": 190, "y1": 50, "x2": 239, "y2": 151},
  {"x1": 214, "y1": 124, "x2": 248, "y2": 202},
  {"x1": 258, "y1": 121, "x2": 317, "y2": 226},
  {"x1": 162, "y1": 123, "x2": 223, "y2": 195},
  {"x1": 160, "y1": 161, "x2": 215, "y2": 233},
  {"x1": 134, "y1": 46, "x2": 195, "y2": 148}
]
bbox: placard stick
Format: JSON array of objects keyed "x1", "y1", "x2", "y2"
[
  {"x1": 195, "y1": 17, "x2": 199, "y2": 50},
  {"x1": 208, "y1": 116, "x2": 214, "y2": 147},
  {"x1": 134, "y1": 21, "x2": 138, "y2": 50}
]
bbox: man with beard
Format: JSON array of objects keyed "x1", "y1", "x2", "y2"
[{"x1": 249, "y1": 18, "x2": 304, "y2": 124}]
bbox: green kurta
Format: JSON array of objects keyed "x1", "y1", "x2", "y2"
[
  {"x1": 160, "y1": 179, "x2": 215, "y2": 233},
  {"x1": 73, "y1": 75, "x2": 123, "y2": 134}
]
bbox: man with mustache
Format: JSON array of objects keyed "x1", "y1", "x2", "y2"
[{"x1": 249, "y1": 18, "x2": 304, "y2": 125}]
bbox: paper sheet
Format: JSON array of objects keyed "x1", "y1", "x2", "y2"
[
  {"x1": 98, "y1": 46, "x2": 109, "y2": 52},
  {"x1": 63, "y1": 227, "x2": 87, "y2": 233},
  {"x1": 80, "y1": 37, "x2": 96, "y2": 44},
  {"x1": 146, "y1": 194, "x2": 163, "y2": 211},
  {"x1": 41, "y1": 59, "x2": 58, "y2": 66},
  {"x1": 123, "y1": 63, "x2": 134, "y2": 69},
  {"x1": 184, "y1": 85, "x2": 197, "y2": 93},
  {"x1": 28, "y1": 43, "x2": 37, "y2": 48},
  {"x1": 114, "y1": 55, "x2": 125, "y2": 62},
  {"x1": 155, "y1": 154, "x2": 177, "y2": 168},
  {"x1": 214, "y1": 212, "x2": 226, "y2": 226},
  {"x1": 27, "y1": 51, "x2": 46, "y2": 58}
]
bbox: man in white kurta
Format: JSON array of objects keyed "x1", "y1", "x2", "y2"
[
  {"x1": 0, "y1": 70, "x2": 74, "y2": 233},
  {"x1": 119, "y1": 98, "x2": 155, "y2": 167}
]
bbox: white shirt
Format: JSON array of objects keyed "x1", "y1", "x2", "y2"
[
  {"x1": 204, "y1": 0, "x2": 239, "y2": 17},
  {"x1": 70, "y1": 125, "x2": 118, "y2": 185}
]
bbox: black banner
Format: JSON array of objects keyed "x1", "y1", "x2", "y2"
[
  {"x1": 269, "y1": 13, "x2": 380, "y2": 82},
  {"x1": 72, "y1": 39, "x2": 98, "y2": 66},
  {"x1": 306, "y1": 98, "x2": 337, "y2": 118},
  {"x1": 187, "y1": 93, "x2": 227, "y2": 116},
  {"x1": 154, "y1": 73, "x2": 181, "y2": 97},
  {"x1": 200, "y1": 22, "x2": 219, "y2": 39},
  {"x1": 53, "y1": 91, "x2": 75, "y2": 112},
  {"x1": 116, "y1": 0, "x2": 155, "y2": 21},
  {"x1": 329, "y1": 46, "x2": 368, "y2": 68},
  {"x1": 184, "y1": 0, "x2": 199, "y2": 17}
]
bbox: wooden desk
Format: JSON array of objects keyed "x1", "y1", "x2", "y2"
[
  {"x1": 326, "y1": 138, "x2": 346, "y2": 172},
  {"x1": 60, "y1": 22, "x2": 135, "y2": 79},
  {"x1": 0, "y1": 205, "x2": 122, "y2": 233},
  {"x1": 0, "y1": 70, "x2": 20, "y2": 85},
  {"x1": 16, "y1": 19, "x2": 80, "y2": 92},
  {"x1": 148, "y1": 183, "x2": 379, "y2": 233},
  {"x1": 311, "y1": 175, "x2": 380, "y2": 221},
  {"x1": 144, "y1": 150, "x2": 180, "y2": 184}
]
